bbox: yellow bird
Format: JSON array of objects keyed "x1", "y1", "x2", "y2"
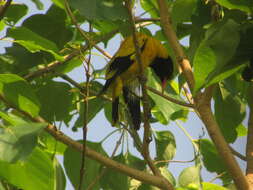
[{"x1": 99, "y1": 33, "x2": 173, "y2": 130}]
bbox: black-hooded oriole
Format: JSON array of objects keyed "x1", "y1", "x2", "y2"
[{"x1": 99, "y1": 33, "x2": 173, "y2": 130}]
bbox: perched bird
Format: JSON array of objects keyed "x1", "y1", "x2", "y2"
[{"x1": 99, "y1": 33, "x2": 173, "y2": 130}]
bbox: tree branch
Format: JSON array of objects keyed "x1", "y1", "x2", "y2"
[
  {"x1": 246, "y1": 84, "x2": 253, "y2": 186},
  {"x1": 146, "y1": 86, "x2": 194, "y2": 108},
  {"x1": 156, "y1": 0, "x2": 250, "y2": 189},
  {"x1": 0, "y1": 0, "x2": 12, "y2": 21},
  {"x1": 0, "y1": 94, "x2": 172, "y2": 190},
  {"x1": 157, "y1": 0, "x2": 194, "y2": 90}
]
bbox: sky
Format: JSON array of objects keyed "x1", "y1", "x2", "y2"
[{"x1": 1, "y1": 0, "x2": 247, "y2": 189}]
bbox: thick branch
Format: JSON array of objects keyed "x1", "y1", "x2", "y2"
[
  {"x1": 156, "y1": 0, "x2": 250, "y2": 189},
  {"x1": 196, "y1": 87, "x2": 250, "y2": 190},
  {"x1": 0, "y1": 94, "x2": 172, "y2": 190},
  {"x1": 246, "y1": 85, "x2": 253, "y2": 186},
  {"x1": 157, "y1": 0, "x2": 194, "y2": 90}
]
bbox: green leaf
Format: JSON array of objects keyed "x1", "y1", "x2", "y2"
[
  {"x1": 54, "y1": 158, "x2": 66, "y2": 190},
  {"x1": 51, "y1": 0, "x2": 64, "y2": 9},
  {"x1": 214, "y1": 84, "x2": 246, "y2": 143},
  {"x1": 100, "y1": 154, "x2": 129, "y2": 190},
  {"x1": 69, "y1": 0, "x2": 128, "y2": 21},
  {"x1": 147, "y1": 70, "x2": 182, "y2": 124},
  {"x1": 23, "y1": 5, "x2": 73, "y2": 49},
  {"x1": 55, "y1": 57, "x2": 82, "y2": 74},
  {"x1": 140, "y1": 0, "x2": 159, "y2": 18},
  {"x1": 7, "y1": 27, "x2": 63, "y2": 61},
  {"x1": 193, "y1": 45, "x2": 216, "y2": 92},
  {"x1": 39, "y1": 132, "x2": 67, "y2": 155},
  {"x1": 4, "y1": 4, "x2": 28, "y2": 24},
  {"x1": 159, "y1": 167, "x2": 176, "y2": 187},
  {"x1": 30, "y1": 0, "x2": 44, "y2": 10},
  {"x1": 0, "y1": 115, "x2": 46, "y2": 163},
  {"x1": 193, "y1": 19, "x2": 240, "y2": 92},
  {"x1": 36, "y1": 81, "x2": 73, "y2": 122},
  {"x1": 171, "y1": 0, "x2": 197, "y2": 26},
  {"x1": 199, "y1": 139, "x2": 232, "y2": 183},
  {"x1": 202, "y1": 182, "x2": 228, "y2": 190},
  {"x1": 178, "y1": 166, "x2": 201, "y2": 188},
  {"x1": 216, "y1": 0, "x2": 252, "y2": 13},
  {"x1": 0, "y1": 148, "x2": 55, "y2": 190},
  {"x1": 4, "y1": 44, "x2": 48, "y2": 74},
  {"x1": 155, "y1": 131, "x2": 176, "y2": 166},
  {"x1": 0, "y1": 74, "x2": 40, "y2": 117},
  {"x1": 64, "y1": 141, "x2": 107, "y2": 190}
]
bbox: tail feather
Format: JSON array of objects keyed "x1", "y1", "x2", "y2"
[
  {"x1": 112, "y1": 97, "x2": 119, "y2": 126},
  {"x1": 123, "y1": 87, "x2": 141, "y2": 130}
]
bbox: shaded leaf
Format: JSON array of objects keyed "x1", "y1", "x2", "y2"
[
  {"x1": 0, "y1": 148, "x2": 55, "y2": 190},
  {"x1": 216, "y1": 0, "x2": 252, "y2": 13},
  {"x1": 64, "y1": 141, "x2": 107, "y2": 190},
  {"x1": 199, "y1": 139, "x2": 232, "y2": 183},
  {"x1": 36, "y1": 81, "x2": 73, "y2": 122},
  {"x1": 69, "y1": 0, "x2": 128, "y2": 21},
  {"x1": 171, "y1": 0, "x2": 197, "y2": 26},
  {"x1": 7, "y1": 27, "x2": 63, "y2": 61},
  {"x1": 214, "y1": 84, "x2": 246, "y2": 143},
  {"x1": 0, "y1": 112, "x2": 46, "y2": 163},
  {"x1": 0, "y1": 74, "x2": 40, "y2": 117},
  {"x1": 4, "y1": 4, "x2": 28, "y2": 24},
  {"x1": 155, "y1": 131, "x2": 176, "y2": 166}
]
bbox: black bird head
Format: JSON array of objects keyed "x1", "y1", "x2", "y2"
[{"x1": 149, "y1": 56, "x2": 174, "y2": 92}]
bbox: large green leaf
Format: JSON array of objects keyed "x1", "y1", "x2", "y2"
[
  {"x1": 193, "y1": 19, "x2": 240, "y2": 92},
  {"x1": 36, "y1": 81, "x2": 73, "y2": 122},
  {"x1": 171, "y1": 0, "x2": 197, "y2": 26},
  {"x1": 54, "y1": 158, "x2": 66, "y2": 190},
  {"x1": 0, "y1": 112, "x2": 46, "y2": 163},
  {"x1": 199, "y1": 139, "x2": 232, "y2": 183},
  {"x1": 4, "y1": 4, "x2": 28, "y2": 24},
  {"x1": 4, "y1": 44, "x2": 49, "y2": 74},
  {"x1": 214, "y1": 84, "x2": 246, "y2": 143},
  {"x1": 100, "y1": 154, "x2": 129, "y2": 190},
  {"x1": 0, "y1": 74, "x2": 40, "y2": 117},
  {"x1": 0, "y1": 148, "x2": 55, "y2": 190},
  {"x1": 64, "y1": 141, "x2": 107, "y2": 190},
  {"x1": 216, "y1": 0, "x2": 252, "y2": 13},
  {"x1": 155, "y1": 131, "x2": 176, "y2": 166},
  {"x1": 69, "y1": 0, "x2": 128, "y2": 21},
  {"x1": 7, "y1": 26, "x2": 63, "y2": 61},
  {"x1": 178, "y1": 166, "x2": 201, "y2": 188},
  {"x1": 23, "y1": 5, "x2": 73, "y2": 49}
]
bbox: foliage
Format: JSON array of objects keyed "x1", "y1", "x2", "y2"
[{"x1": 0, "y1": 0, "x2": 251, "y2": 189}]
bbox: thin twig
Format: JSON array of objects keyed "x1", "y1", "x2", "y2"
[
  {"x1": 154, "y1": 156, "x2": 196, "y2": 165},
  {"x1": 229, "y1": 146, "x2": 246, "y2": 161},
  {"x1": 146, "y1": 86, "x2": 194, "y2": 108},
  {"x1": 209, "y1": 172, "x2": 227, "y2": 183},
  {"x1": 0, "y1": 0, "x2": 12, "y2": 21}
]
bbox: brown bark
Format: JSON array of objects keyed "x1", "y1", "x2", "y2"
[{"x1": 246, "y1": 85, "x2": 253, "y2": 188}]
